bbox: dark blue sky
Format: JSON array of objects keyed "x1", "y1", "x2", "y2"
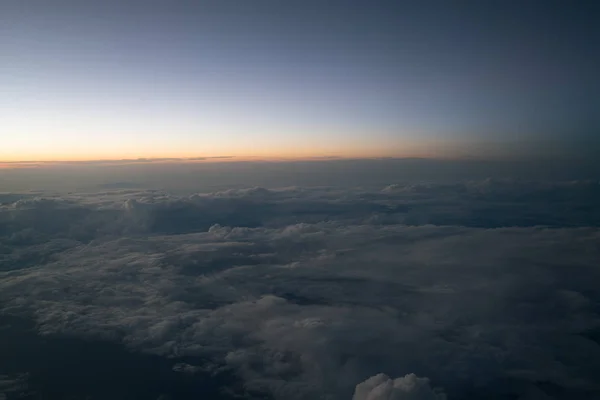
[{"x1": 2, "y1": 0, "x2": 598, "y2": 160}]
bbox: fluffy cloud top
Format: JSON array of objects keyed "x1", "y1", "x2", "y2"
[{"x1": 353, "y1": 373, "x2": 446, "y2": 400}]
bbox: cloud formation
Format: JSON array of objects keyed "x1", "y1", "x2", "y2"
[
  {"x1": 353, "y1": 373, "x2": 446, "y2": 400},
  {"x1": 1, "y1": 180, "x2": 600, "y2": 399}
]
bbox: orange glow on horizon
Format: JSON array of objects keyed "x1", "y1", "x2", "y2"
[
  {"x1": 0, "y1": 151, "x2": 449, "y2": 168},
  {"x1": 0, "y1": 135, "x2": 468, "y2": 168},
  {"x1": 0, "y1": 137, "x2": 465, "y2": 163}
]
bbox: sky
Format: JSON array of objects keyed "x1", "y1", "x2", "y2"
[{"x1": 1, "y1": 0, "x2": 599, "y2": 161}]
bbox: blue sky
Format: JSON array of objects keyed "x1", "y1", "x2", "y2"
[{"x1": 1, "y1": 0, "x2": 598, "y2": 161}]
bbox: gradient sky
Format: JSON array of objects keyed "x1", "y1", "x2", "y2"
[{"x1": 1, "y1": 0, "x2": 598, "y2": 161}]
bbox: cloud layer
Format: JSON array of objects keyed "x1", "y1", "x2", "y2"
[{"x1": 1, "y1": 180, "x2": 600, "y2": 399}]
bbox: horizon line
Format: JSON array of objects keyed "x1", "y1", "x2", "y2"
[
  {"x1": 0, "y1": 155, "x2": 434, "y2": 169},
  {"x1": 1, "y1": 151, "x2": 596, "y2": 169}
]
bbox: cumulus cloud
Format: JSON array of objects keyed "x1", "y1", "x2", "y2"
[
  {"x1": 353, "y1": 373, "x2": 446, "y2": 400},
  {"x1": 1, "y1": 180, "x2": 600, "y2": 399}
]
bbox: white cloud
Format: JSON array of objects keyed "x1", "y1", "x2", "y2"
[{"x1": 353, "y1": 373, "x2": 446, "y2": 400}]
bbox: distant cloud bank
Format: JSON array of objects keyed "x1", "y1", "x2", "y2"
[{"x1": 0, "y1": 156, "x2": 238, "y2": 169}]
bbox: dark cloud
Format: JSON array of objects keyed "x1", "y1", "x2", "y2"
[
  {"x1": 0, "y1": 372, "x2": 30, "y2": 399},
  {"x1": 0, "y1": 316, "x2": 259, "y2": 400},
  {"x1": 1, "y1": 180, "x2": 600, "y2": 399},
  {"x1": 0, "y1": 156, "x2": 236, "y2": 168}
]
